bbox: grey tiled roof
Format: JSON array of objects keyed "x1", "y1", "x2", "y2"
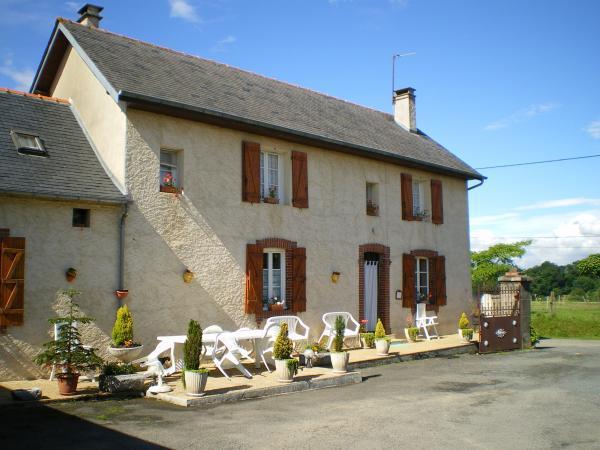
[
  {"x1": 0, "y1": 90, "x2": 125, "y2": 203},
  {"x1": 61, "y1": 20, "x2": 481, "y2": 179}
]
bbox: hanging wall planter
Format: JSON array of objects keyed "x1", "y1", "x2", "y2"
[
  {"x1": 65, "y1": 268, "x2": 77, "y2": 283},
  {"x1": 183, "y1": 269, "x2": 194, "y2": 283},
  {"x1": 115, "y1": 289, "x2": 129, "y2": 300}
]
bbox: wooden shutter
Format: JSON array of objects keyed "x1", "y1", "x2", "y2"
[
  {"x1": 245, "y1": 244, "x2": 263, "y2": 314},
  {"x1": 402, "y1": 253, "x2": 415, "y2": 308},
  {"x1": 242, "y1": 141, "x2": 261, "y2": 203},
  {"x1": 292, "y1": 151, "x2": 309, "y2": 208},
  {"x1": 431, "y1": 179, "x2": 444, "y2": 224},
  {"x1": 431, "y1": 255, "x2": 447, "y2": 306},
  {"x1": 401, "y1": 173, "x2": 413, "y2": 221},
  {"x1": 0, "y1": 237, "x2": 25, "y2": 328},
  {"x1": 291, "y1": 247, "x2": 307, "y2": 312}
]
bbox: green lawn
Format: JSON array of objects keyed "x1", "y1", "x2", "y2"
[{"x1": 531, "y1": 302, "x2": 600, "y2": 339}]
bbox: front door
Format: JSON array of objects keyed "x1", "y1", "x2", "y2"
[{"x1": 364, "y1": 259, "x2": 378, "y2": 331}]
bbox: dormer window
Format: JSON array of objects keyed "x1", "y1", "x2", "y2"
[{"x1": 11, "y1": 131, "x2": 47, "y2": 157}]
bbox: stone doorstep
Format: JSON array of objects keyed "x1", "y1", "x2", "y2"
[{"x1": 148, "y1": 371, "x2": 363, "y2": 407}]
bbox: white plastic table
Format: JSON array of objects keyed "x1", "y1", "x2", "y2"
[{"x1": 155, "y1": 329, "x2": 267, "y2": 375}]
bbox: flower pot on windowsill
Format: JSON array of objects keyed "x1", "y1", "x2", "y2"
[
  {"x1": 366, "y1": 206, "x2": 379, "y2": 216},
  {"x1": 269, "y1": 303, "x2": 284, "y2": 312},
  {"x1": 160, "y1": 185, "x2": 182, "y2": 194},
  {"x1": 263, "y1": 197, "x2": 279, "y2": 204}
]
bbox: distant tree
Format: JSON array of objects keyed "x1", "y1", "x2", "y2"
[
  {"x1": 524, "y1": 261, "x2": 564, "y2": 296},
  {"x1": 471, "y1": 241, "x2": 532, "y2": 292},
  {"x1": 577, "y1": 254, "x2": 600, "y2": 278}
]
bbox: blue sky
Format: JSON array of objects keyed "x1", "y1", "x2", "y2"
[{"x1": 1, "y1": 0, "x2": 599, "y2": 267}]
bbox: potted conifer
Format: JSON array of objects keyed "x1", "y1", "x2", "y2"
[
  {"x1": 273, "y1": 323, "x2": 298, "y2": 383},
  {"x1": 374, "y1": 318, "x2": 391, "y2": 355},
  {"x1": 458, "y1": 312, "x2": 474, "y2": 342},
  {"x1": 108, "y1": 305, "x2": 143, "y2": 362},
  {"x1": 330, "y1": 315, "x2": 349, "y2": 373},
  {"x1": 34, "y1": 290, "x2": 102, "y2": 395},
  {"x1": 183, "y1": 320, "x2": 209, "y2": 396}
]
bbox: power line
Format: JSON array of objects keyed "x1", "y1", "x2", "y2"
[
  {"x1": 471, "y1": 235, "x2": 600, "y2": 239},
  {"x1": 475, "y1": 153, "x2": 600, "y2": 170}
]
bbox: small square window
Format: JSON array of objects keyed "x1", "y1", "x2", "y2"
[
  {"x1": 11, "y1": 131, "x2": 47, "y2": 156},
  {"x1": 160, "y1": 149, "x2": 182, "y2": 193},
  {"x1": 72, "y1": 209, "x2": 90, "y2": 228}
]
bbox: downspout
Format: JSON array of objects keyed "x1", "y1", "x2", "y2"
[
  {"x1": 118, "y1": 202, "x2": 128, "y2": 298},
  {"x1": 468, "y1": 178, "x2": 485, "y2": 190}
]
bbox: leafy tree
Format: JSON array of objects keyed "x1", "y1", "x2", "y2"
[
  {"x1": 525, "y1": 261, "x2": 564, "y2": 296},
  {"x1": 577, "y1": 254, "x2": 600, "y2": 278},
  {"x1": 471, "y1": 241, "x2": 531, "y2": 292}
]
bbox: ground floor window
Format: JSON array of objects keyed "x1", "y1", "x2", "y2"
[
  {"x1": 263, "y1": 249, "x2": 286, "y2": 310},
  {"x1": 415, "y1": 256, "x2": 429, "y2": 302}
]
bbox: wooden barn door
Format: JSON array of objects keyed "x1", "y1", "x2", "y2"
[{"x1": 0, "y1": 236, "x2": 25, "y2": 330}]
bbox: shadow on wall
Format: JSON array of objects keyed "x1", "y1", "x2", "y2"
[{"x1": 0, "y1": 386, "x2": 167, "y2": 449}]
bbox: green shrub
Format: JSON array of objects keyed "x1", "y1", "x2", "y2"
[
  {"x1": 530, "y1": 325, "x2": 540, "y2": 347},
  {"x1": 407, "y1": 327, "x2": 419, "y2": 341},
  {"x1": 458, "y1": 312, "x2": 470, "y2": 330},
  {"x1": 102, "y1": 362, "x2": 136, "y2": 376},
  {"x1": 461, "y1": 328, "x2": 474, "y2": 341},
  {"x1": 273, "y1": 323, "x2": 293, "y2": 360},
  {"x1": 374, "y1": 318, "x2": 386, "y2": 340},
  {"x1": 286, "y1": 358, "x2": 299, "y2": 376},
  {"x1": 111, "y1": 305, "x2": 134, "y2": 347},
  {"x1": 332, "y1": 315, "x2": 345, "y2": 352},
  {"x1": 183, "y1": 320, "x2": 203, "y2": 371},
  {"x1": 360, "y1": 332, "x2": 375, "y2": 348}
]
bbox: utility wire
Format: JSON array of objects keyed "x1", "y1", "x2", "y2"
[
  {"x1": 475, "y1": 153, "x2": 600, "y2": 170},
  {"x1": 472, "y1": 235, "x2": 600, "y2": 239}
]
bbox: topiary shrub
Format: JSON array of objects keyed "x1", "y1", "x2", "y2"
[
  {"x1": 273, "y1": 323, "x2": 293, "y2": 360},
  {"x1": 408, "y1": 327, "x2": 419, "y2": 341},
  {"x1": 360, "y1": 332, "x2": 375, "y2": 348},
  {"x1": 111, "y1": 305, "x2": 134, "y2": 347},
  {"x1": 332, "y1": 315, "x2": 345, "y2": 352},
  {"x1": 374, "y1": 318, "x2": 386, "y2": 340},
  {"x1": 183, "y1": 320, "x2": 203, "y2": 371},
  {"x1": 461, "y1": 328, "x2": 474, "y2": 341},
  {"x1": 458, "y1": 312, "x2": 470, "y2": 330}
]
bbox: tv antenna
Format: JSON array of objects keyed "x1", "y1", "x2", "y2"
[{"x1": 392, "y1": 52, "x2": 416, "y2": 100}]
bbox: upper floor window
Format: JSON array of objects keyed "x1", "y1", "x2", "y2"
[
  {"x1": 366, "y1": 182, "x2": 379, "y2": 216},
  {"x1": 262, "y1": 249, "x2": 286, "y2": 310},
  {"x1": 415, "y1": 256, "x2": 429, "y2": 302},
  {"x1": 412, "y1": 179, "x2": 429, "y2": 220},
  {"x1": 72, "y1": 208, "x2": 90, "y2": 228},
  {"x1": 160, "y1": 149, "x2": 182, "y2": 193},
  {"x1": 11, "y1": 131, "x2": 47, "y2": 157},
  {"x1": 260, "y1": 151, "x2": 282, "y2": 203}
]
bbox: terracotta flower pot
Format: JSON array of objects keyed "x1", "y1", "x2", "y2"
[
  {"x1": 270, "y1": 304, "x2": 284, "y2": 312},
  {"x1": 160, "y1": 185, "x2": 181, "y2": 194},
  {"x1": 57, "y1": 373, "x2": 79, "y2": 396},
  {"x1": 183, "y1": 270, "x2": 194, "y2": 283},
  {"x1": 115, "y1": 290, "x2": 129, "y2": 299}
]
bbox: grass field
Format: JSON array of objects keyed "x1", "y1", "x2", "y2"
[{"x1": 532, "y1": 302, "x2": 600, "y2": 339}]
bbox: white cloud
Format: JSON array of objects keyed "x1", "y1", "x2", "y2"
[
  {"x1": 64, "y1": 2, "x2": 80, "y2": 12},
  {"x1": 211, "y1": 35, "x2": 236, "y2": 52},
  {"x1": 470, "y1": 212, "x2": 519, "y2": 226},
  {"x1": 169, "y1": 0, "x2": 200, "y2": 23},
  {"x1": 0, "y1": 57, "x2": 34, "y2": 91},
  {"x1": 484, "y1": 102, "x2": 559, "y2": 131},
  {"x1": 515, "y1": 198, "x2": 600, "y2": 211},
  {"x1": 389, "y1": 0, "x2": 409, "y2": 6},
  {"x1": 585, "y1": 119, "x2": 600, "y2": 139}
]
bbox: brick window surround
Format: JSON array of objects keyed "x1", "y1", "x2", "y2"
[
  {"x1": 254, "y1": 238, "x2": 297, "y2": 322},
  {"x1": 358, "y1": 243, "x2": 391, "y2": 332}
]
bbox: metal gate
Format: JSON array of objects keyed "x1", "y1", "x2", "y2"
[{"x1": 479, "y1": 283, "x2": 521, "y2": 353}]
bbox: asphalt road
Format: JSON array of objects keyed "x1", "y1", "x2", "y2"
[{"x1": 1, "y1": 339, "x2": 599, "y2": 449}]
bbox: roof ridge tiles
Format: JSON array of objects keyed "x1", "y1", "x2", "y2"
[
  {"x1": 57, "y1": 18, "x2": 392, "y2": 119},
  {"x1": 0, "y1": 87, "x2": 70, "y2": 105}
]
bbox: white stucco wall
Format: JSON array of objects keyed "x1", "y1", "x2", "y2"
[
  {"x1": 50, "y1": 46, "x2": 127, "y2": 193},
  {"x1": 123, "y1": 109, "x2": 473, "y2": 348},
  {"x1": 0, "y1": 196, "x2": 121, "y2": 381}
]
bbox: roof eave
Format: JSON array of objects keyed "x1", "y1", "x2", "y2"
[
  {"x1": 0, "y1": 189, "x2": 128, "y2": 206},
  {"x1": 119, "y1": 90, "x2": 484, "y2": 181}
]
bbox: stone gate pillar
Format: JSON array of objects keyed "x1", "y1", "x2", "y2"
[{"x1": 498, "y1": 269, "x2": 531, "y2": 348}]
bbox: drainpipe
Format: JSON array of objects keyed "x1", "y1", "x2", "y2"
[
  {"x1": 468, "y1": 178, "x2": 485, "y2": 191},
  {"x1": 118, "y1": 202, "x2": 128, "y2": 296}
]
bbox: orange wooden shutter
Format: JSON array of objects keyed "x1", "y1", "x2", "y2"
[
  {"x1": 245, "y1": 244, "x2": 263, "y2": 314},
  {"x1": 402, "y1": 253, "x2": 415, "y2": 308},
  {"x1": 431, "y1": 179, "x2": 444, "y2": 224},
  {"x1": 431, "y1": 255, "x2": 447, "y2": 306},
  {"x1": 401, "y1": 173, "x2": 413, "y2": 221},
  {"x1": 292, "y1": 151, "x2": 309, "y2": 208},
  {"x1": 291, "y1": 247, "x2": 307, "y2": 312},
  {"x1": 242, "y1": 141, "x2": 261, "y2": 203},
  {"x1": 0, "y1": 237, "x2": 25, "y2": 328}
]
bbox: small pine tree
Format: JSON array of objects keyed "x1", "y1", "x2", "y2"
[
  {"x1": 111, "y1": 305, "x2": 134, "y2": 347},
  {"x1": 273, "y1": 323, "x2": 293, "y2": 360},
  {"x1": 183, "y1": 320, "x2": 203, "y2": 371},
  {"x1": 458, "y1": 312, "x2": 470, "y2": 330},
  {"x1": 374, "y1": 318, "x2": 386, "y2": 339},
  {"x1": 332, "y1": 315, "x2": 345, "y2": 352}
]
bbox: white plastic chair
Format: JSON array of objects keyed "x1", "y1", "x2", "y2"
[
  {"x1": 132, "y1": 340, "x2": 177, "y2": 376},
  {"x1": 415, "y1": 303, "x2": 440, "y2": 340},
  {"x1": 49, "y1": 321, "x2": 96, "y2": 382},
  {"x1": 258, "y1": 323, "x2": 281, "y2": 372},
  {"x1": 211, "y1": 332, "x2": 253, "y2": 380},
  {"x1": 264, "y1": 316, "x2": 310, "y2": 351},
  {"x1": 318, "y1": 312, "x2": 360, "y2": 350}
]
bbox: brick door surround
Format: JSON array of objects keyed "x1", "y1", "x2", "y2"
[{"x1": 358, "y1": 244, "x2": 391, "y2": 332}]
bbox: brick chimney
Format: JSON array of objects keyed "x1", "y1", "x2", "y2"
[
  {"x1": 77, "y1": 4, "x2": 103, "y2": 28},
  {"x1": 393, "y1": 87, "x2": 417, "y2": 132}
]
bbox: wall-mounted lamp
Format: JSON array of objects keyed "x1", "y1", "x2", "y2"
[
  {"x1": 183, "y1": 269, "x2": 194, "y2": 283},
  {"x1": 395, "y1": 290, "x2": 402, "y2": 300},
  {"x1": 331, "y1": 271, "x2": 341, "y2": 283}
]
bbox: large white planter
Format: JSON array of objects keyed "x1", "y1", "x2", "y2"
[
  {"x1": 108, "y1": 345, "x2": 144, "y2": 363},
  {"x1": 184, "y1": 370, "x2": 208, "y2": 397},
  {"x1": 330, "y1": 351, "x2": 349, "y2": 373},
  {"x1": 275, "y1": 359, "x2": 295, "y2": 383},
  {"x1": 375, "y1": 339, "x2": 390, "y2": 356}
]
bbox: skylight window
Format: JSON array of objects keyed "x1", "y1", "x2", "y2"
[{"x1": 11, "y1": 131, "x2": 47, "y2": 156}]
